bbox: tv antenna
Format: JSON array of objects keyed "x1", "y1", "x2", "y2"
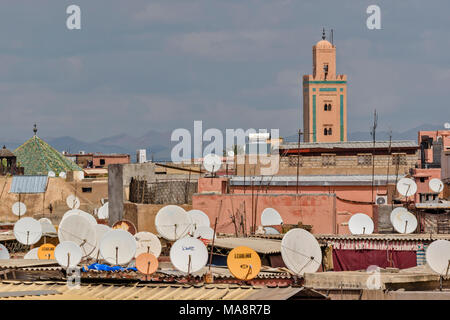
[
  {"x1": 135, "y1": 231, "x2": 162, "y2": 258},
  {"x1": 281, "y1": 228, "x2": 322, "y2": 276},
  {"x1": 13, "y1": 217, "x2": 42, "y2": 246},
  {"x1": 426, "y1": 240, "x2": 450, "y2": 290},
  {"x1": 58, "y1": 215, "x2": 97, "y2": 257},
  {"x1": 169, "y1": 237, "x2": 208, "y2": 274},
  {"x1": 99, "y1": 229, "x2": 137, "y2": 265},
  {"x1": 155, "y1": 205, "x2": 193, "y2": 241},
  {"x1": 392, "y1": 211, "x2": 417, "y2": 234},
  {"x1": 54, "y1": 241, "x2": 82, "y2": 268},
  {"x1": 227, "y1": 246, "x2": 261, "y2": 280},
  {"x1": 348, "y1": 213, "x2": 374, "y2": 235}
]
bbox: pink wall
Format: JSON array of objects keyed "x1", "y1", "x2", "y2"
[
  {"x1": 413, "y1": 168, "x2": 442, "y2": 202},
  {"x1": 192, "y1": 193, "x2": 336, "y2": 234}
]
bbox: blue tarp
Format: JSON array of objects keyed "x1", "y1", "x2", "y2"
[{"x1": 82, "y1": 263, "x2": 137, "y2": 272}]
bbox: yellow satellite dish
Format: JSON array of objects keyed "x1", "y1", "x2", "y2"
[
  {"x1": 38, "y1": 243, "x2": 56, "y2": 260},
  {"x1": 227, "y1": 246, "x2": 261, "y2": 280}
]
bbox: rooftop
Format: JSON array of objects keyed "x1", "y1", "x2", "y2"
[{"x1": 280, "y1": 140, "x2": 418, "y2": 150}]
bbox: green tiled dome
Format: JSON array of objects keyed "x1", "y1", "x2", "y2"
[{"x1": 14, "y1": 135, "x2": 81, "y2": 175}]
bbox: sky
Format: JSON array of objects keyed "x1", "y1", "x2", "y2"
[{"x1": 0, "y1": 0, "x2": 449, "y2": 142}]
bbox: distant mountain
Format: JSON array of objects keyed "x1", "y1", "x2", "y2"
[{"x1": 1, "y1": 123, "x2": 445, "y2": 162}]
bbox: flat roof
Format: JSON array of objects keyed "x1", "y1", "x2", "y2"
[
  {"x1": 230, "y1": 174, "x2": 404, "y2": 186},
  {"x1": 280, "y1": 140, "x2": 418, "y2": 150}
]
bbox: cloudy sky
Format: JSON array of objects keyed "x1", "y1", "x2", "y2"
[{"x1": 0, "y1": 0, "x2": 449, "y2": 142}]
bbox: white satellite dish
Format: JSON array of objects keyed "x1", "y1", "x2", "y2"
[
  {"x1": 187, "y1": 210, "x2": 210, "y2": 230},
  {"x1": 203, "y1": 154, "x2": 222, "y2": 173},
  {"x1": 99, "y1": 229, "x2": 136, "y2": 265},
  {"x1": 13, "y1": 217, "x2": 42, "y2": 245},
  {"x1": 281, "y1": 228, "x2": 322, "y2": 276},
  {"x1": 193, "y1": 226, "x2": 215, "y2": 240},
  {"x1": 88, "y1": 224, "x2": 111, "y2": 260},
  {"x1": 12, "y1": 202, "x2": 27, "y2": 217},
  {"x1": 47, "y1": 171, "x2": 56, "y2": 178},
  {"x1": 97, "y1": 202, "x2": 109, "y2": 219},
  {"x1": 155, "y1": 205, "x2": 192, "y2": 241},
  {"x1": 39, "y1": 218, "x2": 57, "y2": 234},
  {"x1": 392, "y1": 211, "x2": 417, "y2": 234},
  {"x1": 66, "y1": 195, "x2": 80, "y2": 210},
  {"x1": 227, "y1": 150, "x2": 235, "y2": 157},
  {"x1": 135, "y1": 232, "x2": 162, "y2": 258},
  {"x1": 61, "y1": 209, "x2": 97, "y2": 227},
  {"x1": 396, "y1": 178, "x2": 417, "y2": 197},
  {"x1": 58, "y1": 215, "x2": 97, "y2": 257},
  {"x1": 261, "y1": 208, "x2": 283, "y2": 226},
  {"x1": 390, "y1": 207, "x2": 408, "y2": 225},
  {"x1": 54, "y1": 241, "x2": 82, "y2": 268},
  {"x1": 0, "y1": 244, "x2": 10, "y2": 259},
  {"x1": 59, "y1": 171, "x2": 67, "y2": 179},
  {"x1": 348, "y1": 213, "x2": 374, "y2": 235},
  {"x1": 24, "y1": 247, "x2": 39, "y2": 259},
  {"x1": 429, "y1": 178, "x2": 444, "y2": 193},
  {"x1": 264, "y1": 227, "x2": 280, "y2": 235},
  {"x1": 170, "y1": 237, "x2": 208, "y2": 274},
  {"x1": 426, "y1": 240, "x2": 450, "y2": 276}
]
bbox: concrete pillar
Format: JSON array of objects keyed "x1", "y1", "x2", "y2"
[{"x1": 108, "y1": 164, "x2": 124, "y2": 226}]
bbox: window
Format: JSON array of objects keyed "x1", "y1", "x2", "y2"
[
  {"x1": 323, "y1": 103, "x2": 332, "y2": 111},
  {"x1": 322, "y1": 154, "x2": 336, "y2": 166},
  {"x1": 324, "y1": 128, "x2": 328, "y2": 135},
  {"x1": 357, "y1": 154, "x2": 373, "y2": 166},
  {"x1": 100, "y1": 159, "x2": 106, "y2": 165},
  {"x1": 392, "y1": 153, "x2": 407, "y2": 166},
  {"x1": 82, "y1": 187, "x2": 92, "y2": 193},
  {"x1": 324, "y1": 127, "x2": 332, "y2": 136},
  {"x1": 419, "y1": 177, "x2": 426, "y2": 183},
  {"x1": 288, "y1": 156, "x2": 302, "y2": 167},
  {"x1": 328, "y1": 128, "x2": 332, "y2": 135}
]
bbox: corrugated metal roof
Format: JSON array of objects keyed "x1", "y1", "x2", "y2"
[
  {"x1": 415, "y1": 202, "x2": 450, "y2": 209},
  {"x1": 0, "y1": 259, "x2": 59, "y2": 269},
  {"x1": 0, "y1": 281, "x2": 306, "y2": 300},
  {"x1": 211, "y1": 237, "x2": 281, "y2": 254},
  {"x1": 230, "y1": 175, "x2": 404, "y2": 186},
  {"x1": 280, "y1": 140, "x2": 418, "y2": 150},
  {"x1": 10, "y1": 175, "x2": 48, "y2": 193}
]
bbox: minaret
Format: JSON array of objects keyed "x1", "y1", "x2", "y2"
[{"x1": 303, "y1": 28, "x2": 347, "y2": 143}]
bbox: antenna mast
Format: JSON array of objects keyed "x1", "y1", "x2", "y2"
[{"x1": 370, "y1": 110, "x2": 378, "y2": 204}]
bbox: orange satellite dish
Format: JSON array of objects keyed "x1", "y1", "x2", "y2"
[
  {"x1": 136, "y1": 253, "x2": 159, "y2": 276},
  {"x1": 38, "y1": 243, "x2": 56, "y2": 260},
  {"x1": 227, "y1": 246, "x2": 261, "y2": 280},
  {"x1": 112, "y1": 220, "x2": 137, "y2": 235}
]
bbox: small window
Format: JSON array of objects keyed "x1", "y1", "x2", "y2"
[
  {"x1": 328, "y1": 104, "x2": 332, "y2": 111},
  {"x1": 419, "y1": 177, "x2": 426, "y2": 183},
  {"x1": 324, "y1": 128, "x2": 328, "y2": 135},
  {"x1": 392, "y1": 153, "x2": 407, "y2": 166},
  {"x1": 322, "y1": 154, "x2": 336, "y2": 166},
  {"x1": 328, "y1": 128, "x2": 332, "y2": 135},
  {"x1": 357, "y1": 154, "x2": 373, "y2": 166},
  {"x1": 100, "y1": 159, "x2": 106, "y2": 165},
  {"x1": 324, "y1": 104, "x2": 328, "y2": 111},
  {"x1": 82, "y1": 187, "x2": 92, "y2": 193}
]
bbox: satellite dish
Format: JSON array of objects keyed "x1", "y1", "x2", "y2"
[
  {"x1": 135, "y1": 232, "x2": 162, "y2": 258},
  {"x1": 187, "y1": 210, "x2": 210, "y2": 230},
  {"x1": 426, "y1": 240, "x2": 450, "y2": 276},
  {"x1": 39, "y1": 218, "x2": 57, "y2": 234},
  {"x1": 0, "y1": 244, "x2": 10, "y2": 259},
  {"x1": 99, "y1": 229, "x2": 136, "y2": 265},
  {"x1": 13, "y1": 217, "x2": 42, "y2": 245},
  {"x1": 264, "y1": 227, "x2": 280, "y2": 235},
  {"x1": 54, "y1": 241, "x2": 82, "y2": 268},
  {"x1": 227, "y1": 150, "x2": 235, "y2": 157},
  {"x1": 112, "y1": 219, "x2": 137, "y2": 235},
  {"x1": 193, "y1": 226, "x2": 215, "y2": 241},
  {"x1": 88, "y1": 224, "x2": 111, "y2": 260},
  {"x1": 66, "y1": 195, "x2": 80, "y2": 210},
  {"x1": 227, "y1": 246, "x2": 261, "y2": 280},
  {"x1": 24, "y1": 247, "x2": 39, "y2": 259},
  {"x1": 281, "y1": 228, "x2": 322, "y2": 276},
  {"x1": 59, "y1": 172, "x2": 67, "y2": 179},
  {"x1": 12, "y1": 202, "x2": 27, "y2": 217},
  {"x1": 38, "y1": 243, "x2": 56, "y2": 260},
  {"x1": 47, "y1": 171, "x2": 56, "y2": 178},
  {"x1": 136, "y1": 253, "x2": 159, "y2": 276},
  {"x1": 396, "y1": 178, "x2": 417, "y2": 197},
  {"x1": 348, "y1": 213, "x2": 374, "y2": 235},
  {"x1": 261, "y1": 208, "x2": 283, "y2": 226},
  {"x1": 170, "y1": 237, "x2": 208, "y2": 274},
  {"x1": 58, "y1": 215, "x2": 97, "y2": 257},
  {"x1": 155, "y1": 205, "x2": 192, "y2": 241},
  {"x1": 61, "y1": 209, "x2": 97, "y2": 227},
  {"x1": 203, "y1": 154, "x2": 222, "y2": 173},
  {"x1": 392, "y1": 211, "x2": 417, "y2": 234},
  {"x1": 390, "y1": 207, "x2": 408, "y2": 225},
  {"x1": 97, "y1": 202, "x2": 109, "y2": 219},
  {"x1": 429, "y1": 178, "x2": 444, "y2": 193}
]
